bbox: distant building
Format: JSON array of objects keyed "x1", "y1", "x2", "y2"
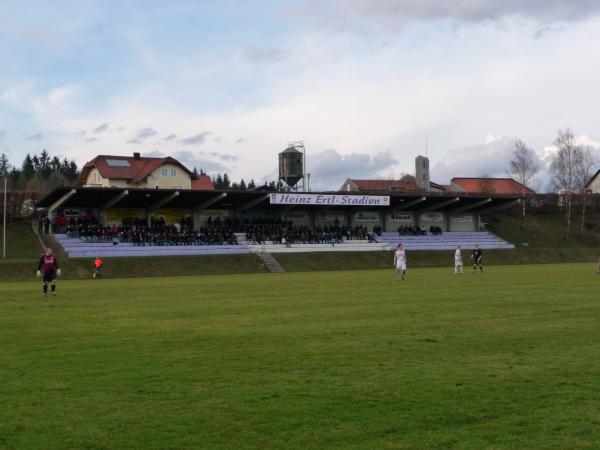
[
  {"x1": 415, "y1": 155, "x2": 431, "y2": 191},
  {"x1": 450, "y1": 178, "x2": 535, "y2": 195},
  {"x1": 585, "y1": 170, "x2": 600, "y2": 194},
  {"x1": 340, "y1": 155, "x2": 445, "y2": 193},
  {"x1": 339, "y1": 177, "x2": 445, "y2": 193},
  {"x1": 78, "y1": 153, "x2": 214, "y2": 191}
]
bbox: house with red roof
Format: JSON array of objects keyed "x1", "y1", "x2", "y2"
[
  {"x1": 78, "y1": 152, "x2": 214, "y2": 191},
  {"x1": 450, "y1": 178, "x2": 535, "y2": 195},
  {"x1": 340, "y1": 174, "x2": 446, "y2": 193}
]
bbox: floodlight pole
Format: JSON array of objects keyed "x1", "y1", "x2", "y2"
[{"x1": 2, "y1": 175, "x2": 6, "y2": 258}]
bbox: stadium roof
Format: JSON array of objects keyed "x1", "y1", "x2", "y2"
[
  {"x1": 451, "y1": 178, "x2": 535, "y2": 195},
  {"x1": 191, "y1": 175, "x2": 215, "y2": 191},
  {"x1": 38, "y1": 187, "x2": 520, "y2": 213}
]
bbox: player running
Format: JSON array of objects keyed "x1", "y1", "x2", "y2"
[
  {"x1": 454, "y1": 245, "x2": 464, "y2": 275},
  {"x1": 36, "y1": 248, "x2": 61, "y2": 296},
  {"x1": 472, "y1": 245, "x2": 484, "y2": 273},
  {"x1": 394, "y1": 244, "x2": 407, "y2": 281}
]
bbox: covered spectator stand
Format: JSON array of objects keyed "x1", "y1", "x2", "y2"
[{"x1": 38, "y1": 187, "x2": 520, "y2": 234}]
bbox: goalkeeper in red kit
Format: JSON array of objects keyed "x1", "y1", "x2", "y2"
[{"x1": 36, "y1": 248, "x2": 61, "y2": 297}]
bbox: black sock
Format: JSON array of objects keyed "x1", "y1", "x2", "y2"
[
  {"x1": 51, "y1": 285, "x2": 56, "y2": 293},
  {"x1": 43, "y1": 285, "x2": 48, "y2": 294}
]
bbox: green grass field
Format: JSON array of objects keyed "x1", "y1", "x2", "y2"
[{"x1": 2, "y1": 263, "x2": 600, "y2": 449}]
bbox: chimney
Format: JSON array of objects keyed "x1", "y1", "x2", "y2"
[
  {"x1": 415, "y1": 155, "x2": 430, "y2": 192},
  {"x1": 133, "y1": 152, "x2": 141, "y2": 160}
]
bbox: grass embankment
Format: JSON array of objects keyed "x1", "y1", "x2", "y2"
[
  {"x1": 486, "y1": 210, "x2": 600, "y2": 249},
  {"x1": 1, "y1": 264, "x2": 600, "y2": 449},
  {"x1": 0, "y1": 220, "x2": 43, "y2": 261},
  {"x1": 275, "y1": 247, "x2": 600, "y2": 272}
]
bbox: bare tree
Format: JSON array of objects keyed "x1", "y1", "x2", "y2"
[
  {"x1": 574, "y1": 146, "x2": 597, "y2": 236},
  {"x1": 549, "y1": 129, "x2": 581, "y2": 240},
  {"x1": 507, "y1": 140, "x2": 539, "y2": 230}
]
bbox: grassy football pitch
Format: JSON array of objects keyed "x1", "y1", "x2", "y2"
[{"x1": 1, "y1": 263, "x2": 599, "y2": 450}]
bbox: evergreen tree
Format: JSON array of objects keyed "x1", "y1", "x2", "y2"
[
  {"x1": 22, "y1": 154, "x2": 35, "y2": 180},
  {"x1": 68, "y1": 160, "x2": 79, "y2": 180},
  {"x1": 32, "y1": 154, "x2": 41, "y2": 175},
  {"x1": 222, "y1": 173, "x2": 231, "y2": 188},
  {"x1": 193, "y1": 166, "x2": 199, "y2": 176},
  {"x1": 0, "y1": 153, "x2": 10, "y2": 176},
  {"x1": 248, "y1": 179, "x2": 256, "y2": 189},
  {"x1": 239, "y1": 178, "x2": 247, "y2": 190},
  {"x1": 50, "y1": 156, "x2": 61, "y2": 173},
  {"x1": 215, "y1": 173, "x2": 223, "y2": 189},
  {"x1": 8, "y1": 167, "x2": 22, "y2": 190}
]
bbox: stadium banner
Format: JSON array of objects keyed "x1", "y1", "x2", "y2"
[
  {"x1": 452, "y1": 215, "x2": 473, "y2": 223},
  {"x1": 318, "y1": 211, "x2": 345, "y2": 221},
  {"x1": 107, "y1": 208, "x2": 144, "y2": 220},
  {"x1": 155, "y1": 208, "x2": 188, "y2": 223},
  {"x1": 420, "y1": 212, "x2": 444, "y2": 222},
  {"x1": 354, "y1": 212, "x2": 380, "y2": 222},
  {"x1": 282, "y1": 211, "x2": 308, "y2": 219},
  {"x1": 199, "y1": 209, "x2": 229, "y2": 218},
  {"x1": 270, "y1": 193, "x2": 389, "y2": 206},
  {"x1": 57, "y1": 207, "x2": 93, "y2": 218},
  {"x1": 389, "y1": 212, "x2": 413, "y2": 222}
]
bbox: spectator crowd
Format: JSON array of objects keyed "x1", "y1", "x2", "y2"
[
  {"x1": 398, "y1": 224, "x2": 443, "y2": 236},
  {"x1": 50, "y1": 214, "x2": 386, "y2": 247},
  {"x1": 60, "y1": 216, "x2": 238, "y2": 246}
]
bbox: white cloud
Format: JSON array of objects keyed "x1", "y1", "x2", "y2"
[
  {"x1": 243, "y1": 47, "x2": 287, "y2": 64},
  {"x1": 291, "y1": 0, "x2": 600, "y2": 30},
  {"x1": 179, "y1": 132, "x2": 211, "y2": 145},
  {"x1": 93, "y1": 123, "x2": 109, "y2": 133}
]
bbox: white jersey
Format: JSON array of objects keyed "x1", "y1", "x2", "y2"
[
  {"x1": 455, "y1": 249, "x2": 463, "y2": 263},
  {"x1": 395, "y1": 249, "x2": 407, "y2": 269}
]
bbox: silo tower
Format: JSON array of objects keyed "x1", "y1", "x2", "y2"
[{"x1": 279, "y1": 142, "x2": 307, "y2": 191}]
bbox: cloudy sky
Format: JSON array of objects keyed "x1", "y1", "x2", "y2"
[{"x1": 1, "y1": 0, "x2": 600, "y2": 190}]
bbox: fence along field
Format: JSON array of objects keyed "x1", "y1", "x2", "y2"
[{"x1": 1, "y1": 263, "x2": 599, "y2": 449}]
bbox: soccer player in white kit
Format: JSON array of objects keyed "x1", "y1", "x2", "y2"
[
  {"x1": 394, "y1": 244, "x2": 407, "y2": 281},
  {"x1": 454, "y1": 245, "x2": 464, "y2": 275}
]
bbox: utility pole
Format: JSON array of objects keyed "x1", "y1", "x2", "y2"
[{"x1": 2, "y1": 175, "x2": 6, "y2": 258}]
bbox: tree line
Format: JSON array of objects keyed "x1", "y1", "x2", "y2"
[
  {"x1": 0, "y1": 150, "x2": 79, "y2": 193},
  {"x1": 193, "y1": 167, "x2": 284, "y2": 191}
]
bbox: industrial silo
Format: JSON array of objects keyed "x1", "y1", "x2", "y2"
[{"x1": 279, "y1": 144, "x2": 305, "y2": 189}]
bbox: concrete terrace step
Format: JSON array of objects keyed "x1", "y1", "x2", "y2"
[
  {"x1": 381, "y1": 231, "x2": 514, "y2": 251},
  {"x1": 256, "y1": 252, "x2": 286, "y2": 273},
  {"x1": 67, "y1": 247, "x2": 251, "y2": 258},
  {"x1": 250, "y1": 243, "x2": 390, "y2": 253}
]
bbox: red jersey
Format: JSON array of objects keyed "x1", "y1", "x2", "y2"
[{"x1": 38, "y1": 255, "x2": 60, "y2": 272}]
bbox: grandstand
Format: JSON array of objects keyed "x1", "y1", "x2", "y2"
[
  {"x1": 39, "y1": 187, "x2": 521, "y2": 258},
  {"x1": 54, "y1": 230, "x2": 512, "y2": 258}
]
